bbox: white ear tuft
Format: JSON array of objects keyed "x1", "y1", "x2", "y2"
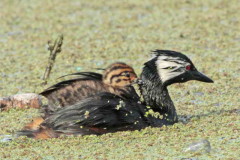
[{"x1": 156, "y1": 55, "x2": 190, "y2": 83}]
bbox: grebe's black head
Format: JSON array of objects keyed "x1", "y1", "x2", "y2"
[{"x1": 143, "y1": 50, "x2": 214, "y2": 87}]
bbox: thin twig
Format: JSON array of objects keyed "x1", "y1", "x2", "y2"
[{"x1": 42, "y1": 35, "x2": 64, "y2": 85}]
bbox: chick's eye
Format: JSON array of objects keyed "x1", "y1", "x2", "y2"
[
  {"x1": 186, "y1": 65, "x2": 191, "y2": 71},
  {"x1": 122, "y1": 72, "x2": 130, "y2": 77}
]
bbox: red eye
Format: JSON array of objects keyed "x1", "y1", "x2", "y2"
[{"x1": 186, "y1": 65, "x2": 191, "y2": 71}]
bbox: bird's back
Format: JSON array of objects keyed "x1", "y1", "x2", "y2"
[{"x1": 40, "y1": 62, "x2": 139, "y2": 115}]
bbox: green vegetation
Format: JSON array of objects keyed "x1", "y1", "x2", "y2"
[{"x1": 0, "y1": 0, "x2": 239, "y2": 159}]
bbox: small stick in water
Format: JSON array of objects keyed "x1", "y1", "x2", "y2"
[{"x1": 42, "y1": 35, "x2": 64, "y2": 85}]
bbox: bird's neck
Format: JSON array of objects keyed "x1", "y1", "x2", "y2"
[{"x1": 140, "y1": 65, "x2": 178, "y2": 124}]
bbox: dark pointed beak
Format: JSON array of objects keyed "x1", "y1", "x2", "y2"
[{"x1": 191, "y1": 70, "x2": 214, "y2": 83}]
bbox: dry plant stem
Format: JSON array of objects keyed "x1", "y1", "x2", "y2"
[{"x1": 42, "y1": 35, "x2": 64, "y2": 85}]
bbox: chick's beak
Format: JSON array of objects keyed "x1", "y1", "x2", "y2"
[{"x1": 131, "y1": 78, "x2": 144, "y2": 85}]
